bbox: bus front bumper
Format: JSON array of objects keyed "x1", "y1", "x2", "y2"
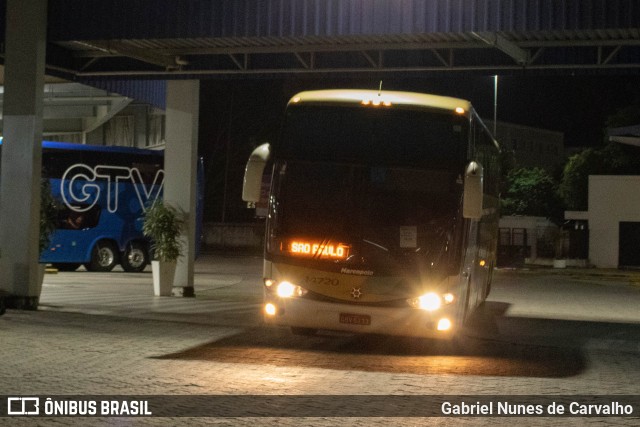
[{"x1": 263, "y1": 297, "x2": 459, "y2": 339}]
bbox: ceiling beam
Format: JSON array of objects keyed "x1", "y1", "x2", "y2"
[
  {"x1": 83, "y1": 97, "x2": 132, "y2": 133},
  {"x1": 470, "y1": 32, "x2": 529, "y2": 65},
  {"x1": 75, "y1": 41, "x2": 185, "y2": 70},
  {"x1": 71, "y1": 62, "x2": 640, "y2": 78},
  {"x1": 47, "y1": 35, "x2": 640, "y2": 78}
]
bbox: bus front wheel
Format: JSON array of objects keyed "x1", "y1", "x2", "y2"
[
  {"x1": 121, "y1": 242, "x2": 148, "y2": 272},
  {"x1": 86, "y1": 241, "x2": 119, "y2": 272}
]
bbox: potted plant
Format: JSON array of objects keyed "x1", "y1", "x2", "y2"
[
  {"x1": 38, "y1": 178, "x2": 58, "y2": 286},
  {"x1": 40, "y1": 178, "x2": 58, "y2": 256},
  {"x1": 552, "y1": 227, "x2": 568, "y2": 269},
  {"x1": 142, "y1": 200, "x2": 184, "y2": 296}
]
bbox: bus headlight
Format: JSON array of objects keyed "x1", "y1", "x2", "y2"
[
  {"x1": 443, "y1": 293, "x2": 455, "y2": 304},
  {"x1": 407, "y1": 292, "x2": 455, "y2": 311},
  {"x1": 272, "y1": 281, "x2": 308, "y2": 298},
  {"x1": 417, "y1": 292, "x2": 441, "y2": 311},
  {"x1": 277, "y1": 281, "x2": 296, "y2": 297}
]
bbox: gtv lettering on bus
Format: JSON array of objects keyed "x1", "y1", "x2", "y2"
[{"x1": 60, "y1": 163, "x2": 164, "y2": 213}]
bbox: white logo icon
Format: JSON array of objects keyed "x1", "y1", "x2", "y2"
[{"x1": 7, "y1": 397, "x2": 40, "y2": 415}]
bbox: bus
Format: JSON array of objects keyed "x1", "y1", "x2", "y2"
[
  {"x1": 0, "y1": 140, "x2": 203, "y2": 272},
  {"x1": 242, "y1": 89, "x2": 500, "y2": 339}
]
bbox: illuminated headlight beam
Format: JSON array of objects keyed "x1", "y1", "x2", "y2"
[
  {"x1": 276, "y1": 281, "x2": 297, "y2": 298},
  {"x1": 265, "y1": 303, "x2": 277, "y2": 316},
  {"x1": 437, "y1": 318, "x2": 452, "y2": 331},
  {"x1": 407, "y1": 292, "x2": 455, "y2": 311},
  {"x1": 417, "y1": 292, "x2": 442, "y2": 311},
  {"x1": 273, "y1": 281, "x2": 308, "y2": 298}
]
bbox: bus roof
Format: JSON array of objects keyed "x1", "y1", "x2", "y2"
[
  {"x1": 0, "y1": 138, "x2": 162, "y2": 156},
  {"x1": 42, "y1": 140, "x2": 163, "y2": 156},
  {"x1": 288, "y1": 89, "x2": 472, "y2": 116}
]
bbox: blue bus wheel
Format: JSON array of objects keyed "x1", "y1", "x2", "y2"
[
  {"x1": 121, "y1": 242, "x2": 148, "y2": 272},
  {"x1": 86, "y1": 241, "x2": 119, "y2": 272}
]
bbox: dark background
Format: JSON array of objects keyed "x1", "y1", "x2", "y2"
[{"x1": 198, "y1": 74, "x2": 640, "y2": 223}]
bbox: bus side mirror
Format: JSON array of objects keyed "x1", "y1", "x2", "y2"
[
  {"x1": 242, "y1": 143, "x2": 271, "y2": 205},
  {"x1": 463, "y1": 161, "x2": 483, "y2": 219}
]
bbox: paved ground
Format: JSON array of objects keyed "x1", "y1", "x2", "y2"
[{"x1": 1, "y1": 253, "x2": 639, "y2": 426}]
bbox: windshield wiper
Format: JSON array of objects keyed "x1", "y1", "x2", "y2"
[{"x1": 363, "y1": 239, "x2": 389, "y2": 252}]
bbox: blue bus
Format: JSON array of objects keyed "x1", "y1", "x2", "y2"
[{"x1": 0, "y1": 140, "x2": 203, "y2": 272}]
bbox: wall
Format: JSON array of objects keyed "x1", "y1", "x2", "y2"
[
  {"x1": 489, "y1": 120, "x2": 565, "y2": 173},
  {"x1": 203, "y1": 222, "x2": 264, "y2": 251},
  {"x1": 589, "y1": 175, "x2": 640, "y2": 268},
  {"x1": 499, "y1": 215, "x2": 557, "y2": 264}
]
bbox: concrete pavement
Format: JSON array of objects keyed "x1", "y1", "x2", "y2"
[{"x1": 1, "y1": 253, "x2": 639, "y2": 426}]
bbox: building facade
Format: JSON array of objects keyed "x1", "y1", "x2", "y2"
[
  {"x1": 566, "y1": 175, "x2": 640, "y2": 268},
  {"x1": 488, "y1": 120, "x2": 565, "y2": 173}
]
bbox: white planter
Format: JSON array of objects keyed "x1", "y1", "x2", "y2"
[
  {"x1": 152, "y1": 260, "x2": 177, "y2": 296},
  {"x1": 37, "y1": 264, "x2": 46, "y2": 292},
  {"x1": 553, "y1": 259, "x2": 567, "y2": 269}
]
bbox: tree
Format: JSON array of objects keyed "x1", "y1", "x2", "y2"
[
  {"x1": 39, "y1": 178, "x2": 58, "y2": 254},
  {"x1": 605, "y1": 104, "x2": 640, "y2": 128},
  {"x1": 560, "y1": 143, "x2": 640, "y2": 211},
  {"x1": 559, "y1": 148, "x2": 607, "y2": 211},
  {"x1": 501, "y1": 167, "x2": 563, "y2": 223}
]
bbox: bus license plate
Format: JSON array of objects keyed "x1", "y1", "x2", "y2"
[{"x1": 339, "y1": 313, "x2": 371, "y2": 326}]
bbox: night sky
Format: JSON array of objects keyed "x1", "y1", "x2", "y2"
[
  {"x1": 483, "y1": 75, "x2": 640, "y2": 147},
  {"x1": 202, "y1": 73, "x2": 640, "y2": 148},
  {"x1": 298, "y1": 73, "x2": 640, "y2": 148}
]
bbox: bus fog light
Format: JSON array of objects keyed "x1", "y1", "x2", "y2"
[
  {"x1": 437, "y1": 318, "x2": 452, "y2": 331},
  {"x1": 265, "y1": 303, "x2": 277, "y2": 316},
  {"x1": 443, "y1": 293, "x2": 455, "y2": 304}
]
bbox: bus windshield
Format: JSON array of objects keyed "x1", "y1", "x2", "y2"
[
  {"x1": 269, "y1": 105, "x2": 468, "y2": 275},
  {"x1": 278, "y1": 104, "x2": 467, "y2": 169}
]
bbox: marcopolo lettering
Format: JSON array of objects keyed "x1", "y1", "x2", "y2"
[{"x1": 340, "y1": 268, "x2": 374, "y2": 276}]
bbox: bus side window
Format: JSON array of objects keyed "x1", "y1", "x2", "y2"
[
  {"x1": 57, "y1": 205, "x2": 101, "y2": 230},
  {"x1": 473, "y1": 119, "x2": 500, "y2": 197}
]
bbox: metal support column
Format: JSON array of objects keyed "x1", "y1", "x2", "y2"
[
  {"x1": 164, "y1": 80, "x2": 199, "y2": 297},
  {"x1": 0, "y1": 0, "x2": 48, "y2": 309}
]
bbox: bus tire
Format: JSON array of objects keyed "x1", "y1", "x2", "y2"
[
  {"x1": 121, "y1": 242, "x2": 148, "y2": 272},
  {"x1": 484, "y1": 263, "x2": 493, "y2": 300},
  {"x1": 484, "y1": 280, "x2": 492, "y2": 300},
  {"x1": 86, "y1": 240, "x2": 119, "y2": 272},
  {"x1": 52, "y1": 263, "x2": 81, "y2": 272}
]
